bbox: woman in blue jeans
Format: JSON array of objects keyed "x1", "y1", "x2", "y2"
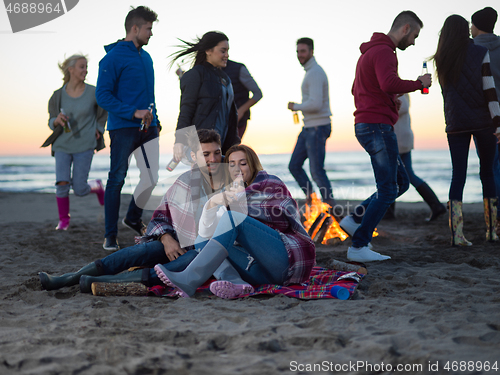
[
  {"x1": 432, "y1": 15, "x2": 500, "y2": 245},
  {"x1": 44, "y1": 54, "x2": 107, "y2": 231},
  {"x1": 155, "y1": 144, "x2": 316, "y2": 299}
]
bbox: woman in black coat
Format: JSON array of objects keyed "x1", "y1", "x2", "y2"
[{"x1": 171, "y1": 31, "x2": 239, "y2": 159}]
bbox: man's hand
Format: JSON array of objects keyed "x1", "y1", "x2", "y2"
[
  {"x1": 95, "y1": 130, "x2": 101, "y2": 140},
  {"x1": 134, "y1": 109, "x2": 153, "y2": 127},
  {"x1": 288, "y1": 102, "x2": 296, "y2": 111},
  {"x1": 173, "y1": 143, "x2": 185, "y2": 161},
  {"x1": 417, "y1": 73, "x2": 432, "y2": 88},
  {"x1": 160, "y1": 233, "x2": 186, "y2": 261}
]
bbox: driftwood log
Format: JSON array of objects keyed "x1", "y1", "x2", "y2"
[
  {"x1": 328, "y1": 259, "x2": 368, "y2": 275},
  {"x1": 91, "y1": 282, "x2": 149, "y2": 297}
]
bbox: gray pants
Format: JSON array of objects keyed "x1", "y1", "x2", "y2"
[{"x1": 54, "y1": 149, "x2": 94, "y2": 198}]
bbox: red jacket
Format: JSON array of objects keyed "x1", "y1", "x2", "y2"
[{"x1": 352, "y1": 33, "x2": 422, "y2": 126}]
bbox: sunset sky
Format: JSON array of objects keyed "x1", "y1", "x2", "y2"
[{"x1": 0, "y1": 0, "x2": 498, "y2": 156}]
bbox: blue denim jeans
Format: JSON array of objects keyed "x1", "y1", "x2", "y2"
[
  {"x1": 95, "y1": 240, "x2": 198, "y2": 287},
  {"x1": 105, "y1": 126, "x2": 159, "y2": 238},
  {"x1": 351, "y1": 123, "x2": 410, "y2": 248},
  {"x1": 203, "y1": 211, "x2": 290, "y2": 285},
  {"x1": 449, "y1": 128, "x2": 497, "y2": 201},
  {"x1": 54, "y1": 149, "x2": 94, "y2": 198},
  {"x1": 399, "y1": 151, "x2": 425, "y2": 189},
  {"x1": 288, "y1": 124, "x2": 334, "y2": 203}
]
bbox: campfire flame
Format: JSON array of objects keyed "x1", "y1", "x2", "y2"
[
  {"x1": 302, "y1": 193, "x2": 378, "y2": 245},
  {"x1": 303, "y1": 193, "x2": 348, "y2": 244}
]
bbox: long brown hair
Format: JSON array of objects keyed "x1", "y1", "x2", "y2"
[
  {"x1": 224, "y1": 144, "x2": 263, "y2": 185},
  {"x1": 432, "y1": 15, "x2": 470, "y2": 86},
  {"x1": 169, "y1": 31, "x2": 228, "y2": 69}
]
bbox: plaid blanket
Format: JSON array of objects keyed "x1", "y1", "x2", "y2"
[{"x1": 148, "y1": 267, "x2": 365, "y2": 300}]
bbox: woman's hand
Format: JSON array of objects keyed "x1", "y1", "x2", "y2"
[
  {"x1": 54, "y1": 112, "x2": 69, "y2": 127},
  {"x1": 207, "y1": 191, "x2": 228, "y2": 209}
]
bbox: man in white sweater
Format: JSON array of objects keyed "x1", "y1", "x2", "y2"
[{"x1": 288, "y1": 38, "x2": 337, "y2": 212}]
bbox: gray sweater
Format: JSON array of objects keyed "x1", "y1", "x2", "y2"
[
  {"x1": 293, "y1": 56, "x2": 332, "y2": 127},
  {"x1": 48, "y1": 84, "x2": 107, "y2": 154}
]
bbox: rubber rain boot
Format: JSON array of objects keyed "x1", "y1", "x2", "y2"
[
  {"x1": 484, "y1": 197, "x2": 499, "y2": 242},
  {"x1": 80, "y1": 269, "x2": 144, "y2": 293},
  {"x1": 210, "y1": 259, "x2": 254, "y2": 299},
  {"x1": 39, "y1": 262, "x2": 99, "y2": 291},
  {"x1": 154, "y1": 239, "x2": 228, "y2": 298},
  {"x1": 88, "y1": 179, "x2": 105, "y2": 206},
  {"x1": 416, "y1": 182, "x2": 446, "y2": 222},
  {"x1": 55, "y1": 196, "x2": 70, "y2": 230},
  {"x1": 449, "y1": 200, "x2": 472, "y2": 246}
]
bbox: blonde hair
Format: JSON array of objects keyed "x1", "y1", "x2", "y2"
[
  {"x1": 225, "y1": 144, "x2": 263, "y2": 185},
  {"x1": 58, "y1": 54, "x2": 87, "y2": 85}
]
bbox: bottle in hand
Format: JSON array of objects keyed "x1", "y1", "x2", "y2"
[{"x1": 421, "y1": 61, "x2": 429, "y2": 95}]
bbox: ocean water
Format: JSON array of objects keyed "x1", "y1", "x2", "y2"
[{"x1": 0, "y1": 150, "x2": 486, "y2": 203}]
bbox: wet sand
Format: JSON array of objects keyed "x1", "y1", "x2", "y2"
[{"x1": 1, "y1": 191, "x2": 499, "y2": 374}]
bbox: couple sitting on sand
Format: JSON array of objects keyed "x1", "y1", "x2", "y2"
[{"x1": 39, "y1": 129, "x2": 316, "y2": 299}]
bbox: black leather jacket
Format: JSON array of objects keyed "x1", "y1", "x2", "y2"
[{"x1": 176, "y1": 62, "x2": 240, "y2": 154}]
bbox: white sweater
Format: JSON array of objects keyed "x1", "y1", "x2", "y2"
[{"x1": 293, "y1": 56, "x2": 332, "y2": 127}]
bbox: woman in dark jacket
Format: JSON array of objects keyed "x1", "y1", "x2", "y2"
[
  {"x1": 432, "y1": 15, "x2": 500, "y2": 246},
  {"x1": 171, "y1": 31, "x2": 239, "y2": 159}
]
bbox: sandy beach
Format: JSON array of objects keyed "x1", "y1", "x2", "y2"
[{"x1": 1, "y1": 191, "x2": 499, "y2": 374}]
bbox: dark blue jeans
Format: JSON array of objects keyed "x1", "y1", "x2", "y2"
[
  {"x1": 448, "y1": 128, "x2": 497, "y2": 201},
  {"x1": 288, "y1": 124, "x2": 334, "y2": 204},
  {"x1": 399, "y1": 151, "x2": 425, "y2": 189},
  {"x1": 351, "y1": 123, "x2": 410, "y2": 248},
  {"x1": 206, "y1": 211, "x2": 290, "y2": 285},
  {"x1": 105, "y1": 126, "x2": 159, "y2": 238},
  {"x1": 96, "y1": 240, "x2": 198, "y2": 287}
]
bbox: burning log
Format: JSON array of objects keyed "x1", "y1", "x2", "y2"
[
  {"x1": 307, "y1": 212, "x2": 325, "y2": 237},
  {"x1": 313, "y1": 216, "x2": 333, "y2": 244}
]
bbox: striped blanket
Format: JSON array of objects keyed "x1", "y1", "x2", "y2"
[{"x1": 148, "y1": 267, "x2": 365, "y2": 300}]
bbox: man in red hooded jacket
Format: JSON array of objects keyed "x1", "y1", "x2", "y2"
[{"x1": 339, "y1": 11, "x2": 432, "y2": 262}]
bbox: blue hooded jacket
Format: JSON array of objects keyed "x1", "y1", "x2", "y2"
[{"x1": 96, "y1": 40, "x2": 157, "y2": 131}]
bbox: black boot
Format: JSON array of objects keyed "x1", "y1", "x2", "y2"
[
  {"x1": 416, "y1": 182, "x2": 446, "y2": 222},
  {"x1": 80, "y1": 269, "x2": 144, "y2": 293},
  {"x1": 39, "y1": 262, "x2": 99, "y2": 291}
]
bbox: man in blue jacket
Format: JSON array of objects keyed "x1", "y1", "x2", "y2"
[{"x1": 96, "y1": 6, "x2": 160, "y2": 251}]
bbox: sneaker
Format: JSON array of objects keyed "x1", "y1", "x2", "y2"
[
  {"x1": 347, "y1": 246, "x2": 391, "y2": 262},
  {"x1": 339, "y1": 215, "x2": 373, "y2": 249},
  {"x1": 339, "y1": 215, "x2": 360, "y2": 236},
  {"x1": 122, "y1": 218, "x2": 146, "y2": 236},
  {"x1": 103, "y1": 236, "x2": 120, "y2": 251}
]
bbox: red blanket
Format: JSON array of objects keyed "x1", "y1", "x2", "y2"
[{"x1": 148, "y1": 267, "x2": 365, "y2": 300}]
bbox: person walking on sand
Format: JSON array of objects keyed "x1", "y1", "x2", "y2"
[
  {"x1": 471, "y1": 7, "x2": 500, "y2": 235},
  {"x1": 287, "y1": 38, "x2": 338, "y2": 212},
  {"x1": 432, "y1": 15, "x2": 500, "y2": 245},
  {"x1": 96, "y1": 6, "x2": 160, "y2": 251},
  {"x1": 387, "y1": 93, "x2": 446, "y2": 221},
  {"x1": 43, "y1": 54, "x2": 107, "y2": 231},
  {"x1": 339, "y1": 11, "x2": 432, "y2": 262}
]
